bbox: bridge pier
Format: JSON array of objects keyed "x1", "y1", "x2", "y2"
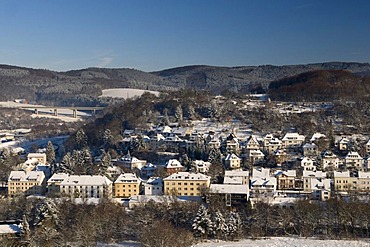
[
  {"x1": 54, "y1": 109, "x2": 58, "y2": 116},
  {"x1": 34, "y1": 109, "x2": 38, "y2": 115},
  {"x1": 72, "y1": 109, "x2": 77, "y2": 118}
]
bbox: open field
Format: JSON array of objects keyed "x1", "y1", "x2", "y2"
[{"x1": 99, "y1": 88, "x2": 160, "y2": 99}]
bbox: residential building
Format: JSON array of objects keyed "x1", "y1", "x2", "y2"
[
  {"x1": 250, "y1": 168, "x2": 277, "y2": 197},
  {"x1": 337, "y1": 137, "x2": 350, "y2": 151},
  {"x1": 114, "y1": 173, "x2": 140, "y2": 198},
  {"x1": 274, "y1": 149, "x2": 287, "y2": 166},
  {"x1": 60, "y1": 175, "x2": 113, "y2": 198},
  {"x1": 224, "y1": 133, "x2": 240, "y2": 154},
  {"x1": 310, "y1": 132, "x2": 326, "y2": 143},
  {"x1": 334, "y1": 171, "x2": 370, "y2": 194},
  {"x1": 302, "y1": 143, "x2": 319, "y2": 157},
  {"x1": 209, "y1": 184, "x2": 249, "y2": 206},
  {"x1": 345, "y1": 151, "x2": 364, "y2": 171},
  {"x1": 140, "y1": 163, "x2": 157, "y2": 178},
  {"x1": 281, "y1": 133, "x2": 305, "y2": 148},
  {"x1": 224, "y1": 153, "x2": 241, "y2": 169},
  {"x1": 224, "y1": 170, "x2": 249, "y2": 185},
  {"x1": 263, "y1": 134, "x2": 274, "y2": 148},
  {"x1": 118, "y1": 155, "x2": 146, "y2": 170},
  {"x1": 302, "y1": 171, "x2": 331, "y2": 201},
  {"x1": 47, "y1": 173, "x2": 69, "y2": 194},
  {"x1": 333, "y1": 171, "x2": 355, "y2": 193},
  {"x1": 366, "y1": 139, "x2": 370, "y2": 154},
  {"x1": 321, "y1": 151, "x2": 340, "y2": 170},
  {"x1": 275, "y1": 170, "x2": 296, "y2": 190},
  {"x1": 27, "y1": 153, "x2": 47, "y2": 165},
  {"x1": 8, "y1": 171, "x2": 46, "y2": 196},
  {"x1": 265, "y1": 138, "x2": 282, "y2": 154},
  {"x1": 246, "y1": 149, "x2": 265, "y2": 164},
  {"x1": 245, "y1": 135, "x2": 260, "y2": 150},
  {"x1": 193, "y1": 160, "x2": 211, "y2": 173},
  {"x1": 300, "y1": 157, "x2": 316, "y2": 171},
  {"x1": 144, "y1": 177, "x2": 163, "y2": 195},
  {"x1": 165, "y1": 159, "x2": 184, "y2": 175},
  {"x1": 163, "y1": 172, "x2": 210, "y2": 197}
]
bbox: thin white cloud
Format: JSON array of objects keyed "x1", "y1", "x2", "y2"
[{"x1": 97, "y1": 57, "x2": 113, "y2": 67}]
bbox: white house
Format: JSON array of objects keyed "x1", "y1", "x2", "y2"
[
  {"x1": 224, "y1": 170, "x2": 249, "y2": 185},
  {"x1": 193, "y1": 160, "x2": 212, "y2": 173},
  {"x1": 302, "y1": 143, "x2": 319, "y2": 157},
  {"x1": 345, "y1": 151, "x2": 364, "y2": 171},
  {"x1": 321, "y1": 151, "x2": 340, "y2": 170},
  {"x1": 224, "y1": 153, "x2": 241, "y2": 169},
  {"x1": 245, "y1": 135, "x2": 260, "y2": 150},
  {"x1": 250, "y1": 168, "x2": 277, "y2": 197},
  {"x1": 59, "y1": 175, "x2": 113, "y2": 198},
  {"x1": 302, "y1": 171, "x2": 331, "y2": 201},
  {"x1": 300, "y1": 157, "x2": 316, "y2": 171},
  {"x1": 282, "y1": 133, "x2": 305, "y2": 148},
  {"x1": 144, "y1": 177, "x2": 163, "y2": 195}
]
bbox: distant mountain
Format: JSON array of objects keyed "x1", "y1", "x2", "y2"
[
  {"x1": 0, "y1": 62, "x2": 369, "y2": 106},
  {"x1": 268, "y1": 69, "x2": 370, "y2": 102}
]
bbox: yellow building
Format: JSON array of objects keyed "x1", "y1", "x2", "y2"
[
  {"x1": 114, "y1": 173, "x2": 141, "y2": 198},
  {"x1": 27, "y1": 153, "x2": 47, "y2": 165},
  {"x1": 8, "y1": 170, "x2": 46, "y2": 196},
  {"x1": 335, "y1": 171, "x2": 370, "y2": 193},
  {"x1": 163, "y1": 172, "x2": 211, "y2": 197}
]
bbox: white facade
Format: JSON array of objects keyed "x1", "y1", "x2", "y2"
[
  {"x1": 282, "y1": 133, "x2": 305, "y2": 148},
  {"x1": 224, "y1": 153, "x2": 241, "y2": 169},
  {"x1": 144, "y1": 177, "x2": 163, "y2": 195},
  {"x1": 60, "y1": 175, "x2": 113, "y2": 198}
]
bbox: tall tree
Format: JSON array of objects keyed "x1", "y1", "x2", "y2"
[
  {"x1": 75, "y1": 129, "x2": 88, "y2": 150},
  {"x1": 46, "y1": 141, "x2": 55, "y2": 164},
  {"x1": 192, "y1": 205, "x2": 214, "y2": 239}
]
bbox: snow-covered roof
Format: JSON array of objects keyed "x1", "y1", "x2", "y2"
[
  {"x1": 163, "y1": 172, "x2": 210, "y2": 181},
  {"x1": 251, "y1": 177, "x2": 277, "y2": 187},
  {"x1": 60, "y1": 175, "x2": 112, "y2": 186},
  {"x1": 9, "y1": 170, "x2": 45, "y2": 182},
  {"x1": 334, "y1": 171, "x2": 350, "y2": 178},
  {"x1": 252, "y1": 168, "x2": 271, "y2": 179},
  {"x1": 225, "y1": 153, "x2": 241, "y2": 161},
  {"x1": 165, "y1": 159, "x2": 183, "y2": 168},
  {"x1": 0, "y1": 224, "x2": 21, "y2": 234},
  {"x1": 223, "y1": 176, "x2": 243, "y2": 185},
  {"x1": 210, "y1": 184, "x2": 248, "y2": 194},
  {"x1": 275, "y1": 170, "x2": 296, "y2": 177},
  {"x1": 146, "y1": 177, "x2": 163, "y2": 185},
  {"x1": 303, "y1": 170, "x2": 326, "y2": 178},
  {"x1": 345, "y1": 151, "x2": 362, "y2": 159},
  {"x1": 282, "y1": 133, "x2": 305, "y2": 141},
  {"x1": 115, "y1": 173, "x2": 140, "y2": 183},
  {"x1": 310, "y1": 132, "x2": 326, "y2": 142},
  {"x1": 303, "y1": 143, "x2": 317, "y2": 149},
  {"x1": 27, "y1": 153, "x2": 46, "y2": 159},
  {"x1": 225, "y1": 170, "x2": 249, "y2": 177},
  {"x1": 358, "y1": 172, "x2": 370, "y2": 179},
  {"x1": 47, "y1": 173, "x2": 69, "y2": 183}
]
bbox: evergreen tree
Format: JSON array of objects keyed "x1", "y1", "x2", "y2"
[
  {"x1": 103, "y1": 129, "x2": 113, "y2": 148},
  {"x1": 21, "y1": 214, "x2": 30, "y2": 243},
  {"x1": 213, "y1": 210, "x2": 228, "y2": 240},
  {"x1": 46, "y1": 141, "x2": 55, "y2": 165},
  {"x1": 99, "y1": 150, "x2": 111, "y2": 176},
  {"x1": 225, "y1": 211, "x2": 243, "y2": 240},
  {"x1": 75, "y1": 129, "x2": 88, "y2": 150},
  {"x1": 59, "y1": 152, "x2": 74, "y2": 174},
  {"x1": 208, "y1": 147, "x2": 222, "y2": 164},
  {"x1": 175, "y1": 105, "x2": 183, "y2": 122},
  {"x1": 192, "y1": 205, "x2": 214, "y2": 239}
]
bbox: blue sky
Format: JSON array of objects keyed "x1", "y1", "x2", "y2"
[{"x1": 0, "y1": 0, "x2": 369, "y2": 72}]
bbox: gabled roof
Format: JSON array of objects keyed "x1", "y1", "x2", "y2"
[
  {"x1": 282, "y1": 132, "x2": 305, "y2": 141},
  {"x1": 310, "y1": 132, "x2": 326, "y2": 142},
  {"x1": 165, "y1": 159, "x2": 183, "y2": 168},
  {"x1": 9, "y1": 170, "x2": 45, "y2": 182},
  {"x1": 225, "y1": 153, "x2": 241, "y2": 161}
]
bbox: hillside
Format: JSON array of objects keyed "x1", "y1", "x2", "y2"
[
  {"x1": 268, "y1": 70, "x2": 370, "y2": 102},
  {"x1": 0, "y1": 62, "x2": 369, "y2": 106}
]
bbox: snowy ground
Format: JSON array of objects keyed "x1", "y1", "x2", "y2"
[
  {"x1": 99, "y1": 88, "x2": 160, "y2": 99},
  {"x1": 95, "y1": 237, "x2": 370, "y2": 247},
  {"x1": 195, "y1": 237, "x2": 370, "y2": 247}
]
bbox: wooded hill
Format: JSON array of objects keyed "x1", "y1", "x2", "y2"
[
  {"x1": 268, "y1": 70, "x2": 370, "y2": 102},
  {"x1": 0, "y1": 62, "x2": 370, "y2": 106}
]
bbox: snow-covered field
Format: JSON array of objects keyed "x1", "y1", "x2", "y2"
[
  {"x1": 195, "y1": 237, "x2": 370, "y2": 247},
  {"x1": 99, "y1": 88, "x2": 160, "y2": 99},
  {"x1": 96, "y1": 237, "x2": 370, "y2": 247}
]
